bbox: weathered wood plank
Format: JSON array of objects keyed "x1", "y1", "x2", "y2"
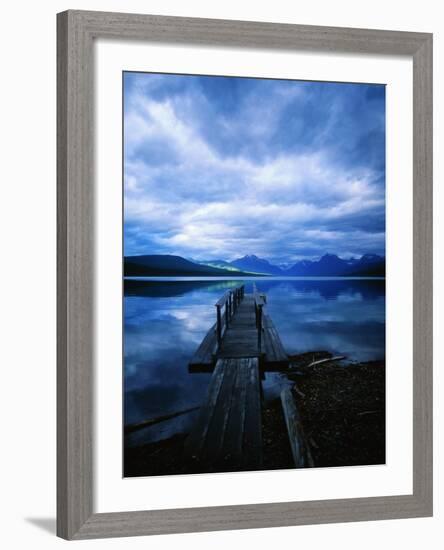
[
  {"x1": 185, "y1": 358, "x2": 262, "y2": 471},
  {"x1": 222, "y1": 359, "x2": 250, "y2": 466},
  {"x1": 184, "y1": 359, "x2": 226, "y2": 457},
  {"x1": 188, "y1": 322, "x2": 218, "y2": 368},
  {"x1": 263, "y1": 314, "x2": 289, "y2": 367},
  {"x1": 201, "y1": 360, "x2": 238, "y2": 463},
  {"x1": 280, "y1": 388, "x2": 314, "y2": 468},
  {"x1": 242, "y1": 359, "x2": 263, "y2": 468}
]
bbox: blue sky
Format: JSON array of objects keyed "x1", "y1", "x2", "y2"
[{"x1": 123, "y1": 72, "x2": 385, "y2": 264}]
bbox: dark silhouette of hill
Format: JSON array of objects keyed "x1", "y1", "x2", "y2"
[{"x1": 124, "y1": 254, "x2": 258, "y2": 277}]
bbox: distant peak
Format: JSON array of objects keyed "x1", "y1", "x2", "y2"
[{"x1": 361, "y1": 253, "x2": 381, "y2": 260}]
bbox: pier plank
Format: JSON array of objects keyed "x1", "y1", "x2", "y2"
[
  {"x1": 263, "y1": 314, "x2": 289, "y2": 368},
  {"x1": 184, "y1": 359, "x2": 226, "y2": 456},
  {"x1": 222, "y1": 359, "x2": 250, "y2": 466},
  {"x1": 185, "y1": 358, "x2": 262, "y2": 471},
  {"x1": 188, "y1": 322, "x2": 218, "y2": 368},
  {"x1": 242, "y1": 360, "x2": 263, "y2": 468},
  {"x1": 200, "y1": 360, "x2": 238, "y2": 463}
]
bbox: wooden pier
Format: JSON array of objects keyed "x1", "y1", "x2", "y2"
[
  {"x1": 186, "y1": 284, "x2": 297, "y2": 471},
  {"x1": 189, "y1": 284, "x2": 289, "y2": 371}
]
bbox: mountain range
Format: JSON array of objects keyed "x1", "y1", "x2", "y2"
[
  {"x1": 124, "y1": 253, "x2": 385, "y2": 277},
  {"x1": 216, "y1": 253, "x2": 385, "y2": 277}
]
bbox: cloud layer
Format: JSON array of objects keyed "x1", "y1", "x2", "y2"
[{"x1": 124, "y1": 72, "x2": 385, "y2": 263}]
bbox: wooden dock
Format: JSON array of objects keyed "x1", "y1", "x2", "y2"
[
  {"x1": 185, "y1": 284, "x2": 292, "y2": 471},
  {"x1": 189, "y1": 284, "x2": 289, "y2": 371}
]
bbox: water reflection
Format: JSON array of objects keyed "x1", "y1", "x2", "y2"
[{"x1": 124, "y1": 277, "x2": 385, "y2": 446}]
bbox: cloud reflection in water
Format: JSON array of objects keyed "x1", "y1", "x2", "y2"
[{"x1": 124, "y1": 277, "x2": 385, "y2": 446}]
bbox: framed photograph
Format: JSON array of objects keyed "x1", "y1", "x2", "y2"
[{"x1": 57, "y1": 10, "x2": 433, "y2": 539}]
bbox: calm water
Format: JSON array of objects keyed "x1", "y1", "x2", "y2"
[{"x1": 124, "y1": 277, "x2": 385, "y2": 446}]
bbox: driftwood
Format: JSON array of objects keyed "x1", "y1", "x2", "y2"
[
  {"x1": 125, "y1": 406, "x2": 200, "y2": 435},
  {"x1": 307, "y1": 355, "x2": 346, "y2": 368},
  {"x1": 357, "y1": 410, "x2": 381, "y2": 416},
  {"x1": 280, "y1": 388, "x2": 314, "y2": 468}
]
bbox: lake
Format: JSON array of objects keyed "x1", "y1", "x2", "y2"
[{"x1": 124, "y1": 277, "x2": 385, "y2": 447}]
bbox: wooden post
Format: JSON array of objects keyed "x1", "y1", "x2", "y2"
[
  {"x1": 257, "y1": 304, "x2": 262, "y2": 350},
  {"x1": 216, "y1": 305, "x2": 222, "y2": 348},
  {"x1": 225, "y1": 298, "x2": 229, "y2": 328}
]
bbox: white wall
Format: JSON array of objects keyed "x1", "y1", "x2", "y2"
[{"x1": 0, "y1": 0, "x2": 441, "y2": 548}]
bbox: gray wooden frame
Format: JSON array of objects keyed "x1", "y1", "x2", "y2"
[{"x1": 57, "y1": 9, "x2": 433, "y2": 540}]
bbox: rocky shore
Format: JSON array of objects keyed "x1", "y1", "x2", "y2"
[
  {"x1": 286, "y1": 352, "x2": 385, "y2": 467},
  {"x1": 124, "y1": 352, "x2": 385, "y2": 477}
]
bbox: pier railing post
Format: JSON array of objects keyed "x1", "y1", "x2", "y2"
[
  {"x1": 216, "y1": 305, "x2": 222, "y2": 348},
  {"x1": 257, "y1": 304, "x2": 263, "y2": 351}
]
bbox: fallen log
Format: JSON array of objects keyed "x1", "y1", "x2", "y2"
[{"x1": 280, "y1": 388, "x2": 314, "y2": 468}]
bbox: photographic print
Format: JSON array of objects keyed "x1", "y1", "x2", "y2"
[{"x1": 123, "y1": 72, "x2": 386, "y2": 477}]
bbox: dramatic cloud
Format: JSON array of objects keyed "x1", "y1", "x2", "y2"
[{"x1": 124, "y1": 72, "x2": 385, "y2": 263}]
